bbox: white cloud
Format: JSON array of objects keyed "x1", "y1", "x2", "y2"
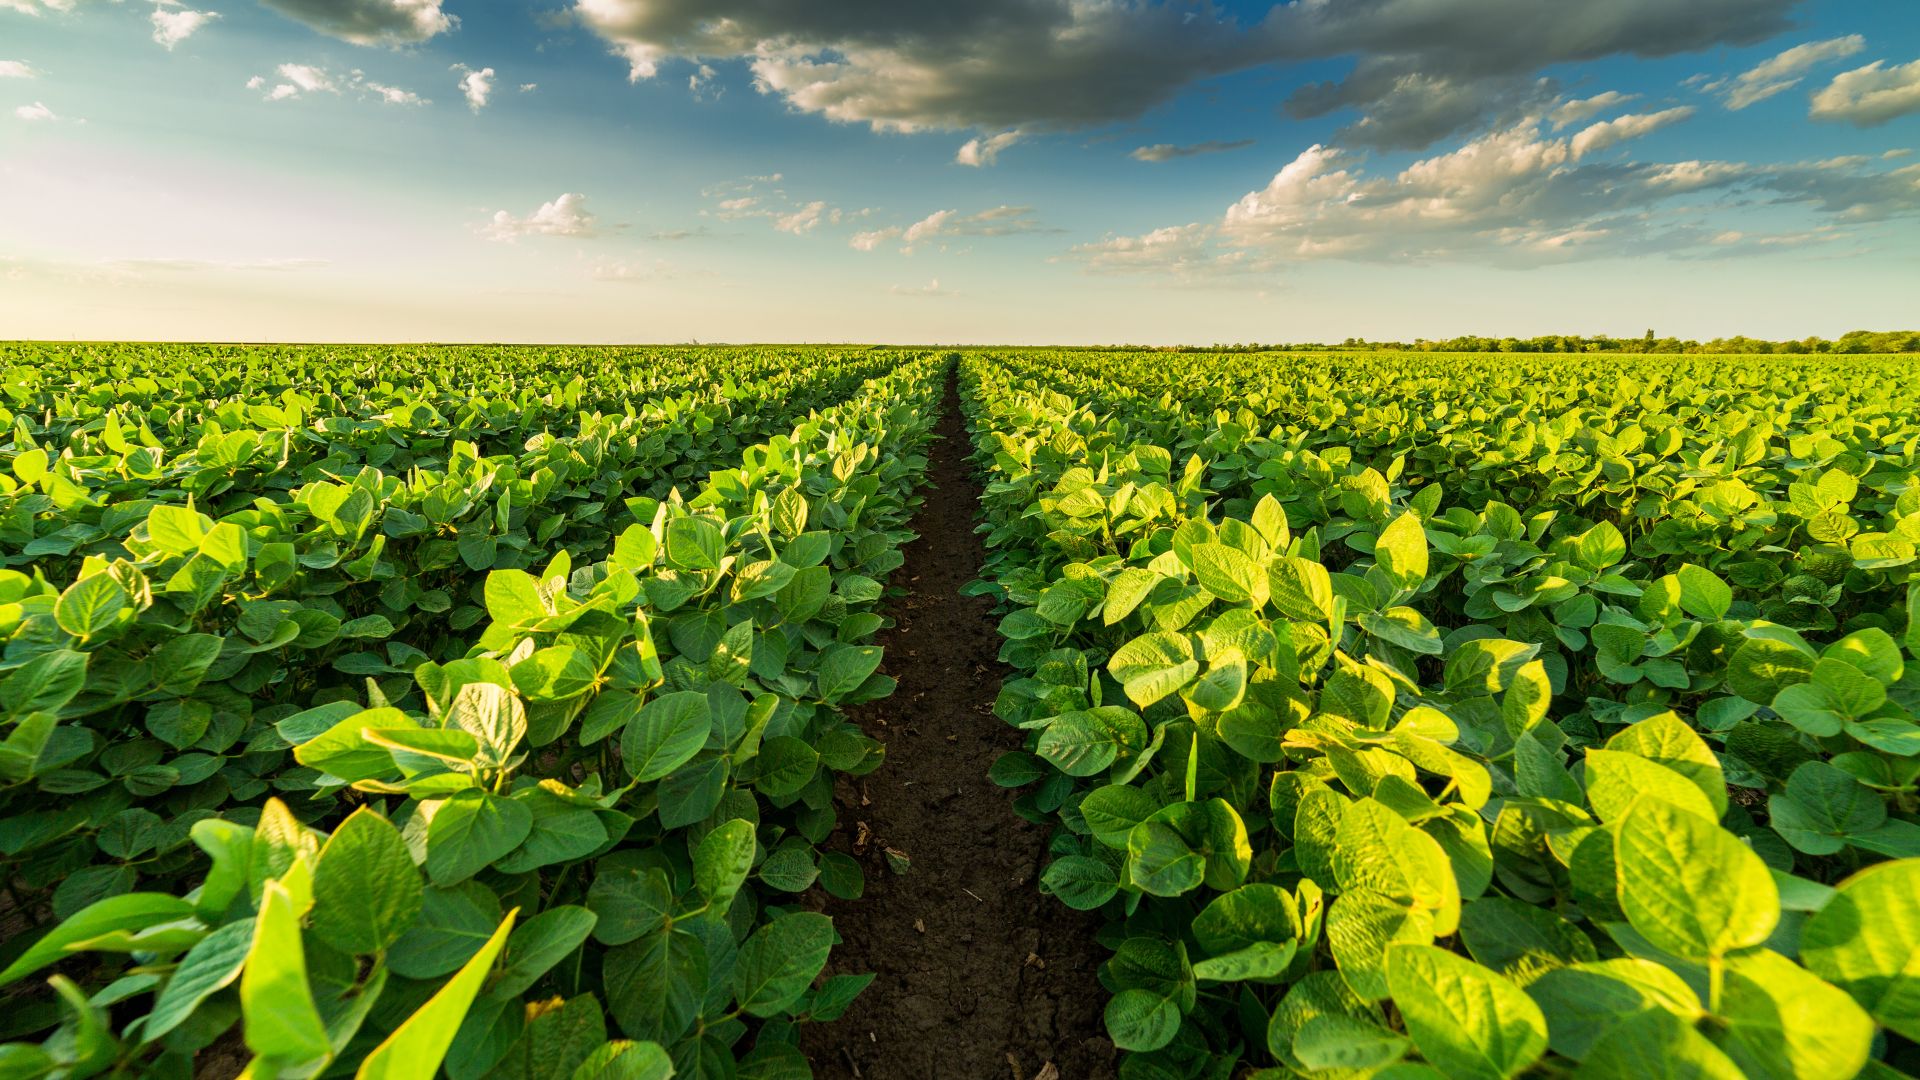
[
  {"x1": 1569, "y1": 106, "x2": 1694, "y2": 158},
  {"x1": 248, "y1": 64, "x2": 426, "y2": 105},
  {"x1": 0, "y1": 60, "x2": 39, "y2": 79},
  {"x1": 151, "y1": 3, "x2": 219, "y2": 50},
  {"x1": 852, "y1": 205, "x2": 1049, "y2": 253},
  {"x1": 955, "y1": 130, "x2": 1023, "y2": 167},
  {"x1": 589, "y1": 257, "x2": 670, "y2": 282},
  {"x1": 1716, "y1": 35, "x2": 1865, "y2": 109},
  {"x1": 0, "y1": 0, "x2": 77, "y2": 12},
  {"x1": 1075, "y1": 117, "x2": 1920, "y2": 274},
  {"x1": 774, "y1": 200, "x2": 828, "y2": 235},
  {"x1": 1130, "y1": 139, "x2": 1254, "y2": 162},
  {"x1": 1811, "y1": 59, "x2": 1920, "y2": 127},
  {"x1": 481, "y1": 193, "x2": 598, "y2": 240},
  {"x1": 13, "y1": 100, "x2": 54, "y2": 121},
  {"x1": 519, "y1": 82, "x2": 537, "y2": 92},
  {"x1": 1549, "y1": 90, "x2": 1636, "y2": 128},
  {"x1": 360, "y1": 77, "x2": 424, "y2": 105},
  {"x1": 250, "y1": 62, "x2": 335, "y2": 100},
  {"x1": 258, "y1": 0, "x2": 452, "y2": 46},
  {"x1": 454, "y1": 64, "x2": 494, "y2": 112}
]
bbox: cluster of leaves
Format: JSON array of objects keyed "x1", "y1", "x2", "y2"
[
  {"x1": 0, "y1": 348, "x2": 898, "y2": 919},
  {"x1": 962, "y1": 352, "x2": 1920, "y2": 1080},
  {"x1": 0, "y1": 347, "x2": 943, "y2": 1078}
]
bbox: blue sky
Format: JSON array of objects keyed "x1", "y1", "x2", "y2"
[{"x1": 2, "y1": 0, "x2": 1917, "y2": 343}]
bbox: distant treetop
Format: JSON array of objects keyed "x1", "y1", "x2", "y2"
[{"x1": 1124, "y1": 329, "x2": 1920, "y2": 354}]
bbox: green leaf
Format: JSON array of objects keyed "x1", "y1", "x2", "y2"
[
  {"x1": 242, "y1": 879, "x2": 331, "y2": 1066},
  {"x1": 427, "y1": 791, "x2": 534, "y2": 887},
  {"x1": 1715, "y1": 947, "x2": 1873, "y2": 1080},
  {"x1": 1615, "y1": 799, "x2": 1777, "y2": 961},
  {"x1": 1768, "y1": 761, "x2": 1886, "y2": 856},
  {"x1": 1108, "y1": 632, "x2": 1198, "y2": 708},
  {"x1": 664, "y1": 516, "x2": 724, "y2": 571},
  {"x1": 1191, "y1": 543, "x2": 1265, "y2": 605},
  {"x1": 143, "y1": 919, "x2": 254, "y2": 1042},
  {"x1": 0, "y1": 648, "x2": 89, "y2": 716},
  {"x1": 311, "y1": 807, "x2": 423, "y2": 955},
  {"x1": 1800, "y1": 859, "x2": 1920, "y2": 1040},
  {"x1": 450, "y1": 682, "x2": 529, "y2": 767},
  {"x1": 1292, "y1": 1014, "x2": 1409, "y2": 1072},
  {"x1": 1041, "y1": 855, "x2": 1120, "y2": 911},
  {"x1": 816, "y1": 644, "x2": 883, "y2": 702},
  {"x1": 694, "y1": 819, "x2": 757, "y2": 916},
  {"x1": 753, "y1": 736, "x2": 818, "y2": 798},
  {"x1": 1578, "y1": 1010, "x2": 1743, "y2": 1080},
  {"x1": 55, "y1": 572, "x2": 129, "y2": 639},
  {"x1": 358, "y1": 908, "x2": 517, "y2": 1080},
  {"x1": 511, "y1": 646, "x2": 600, "y2": 703},
  {"x1": 732, "y1": 912, "x2": 834, "y2": 1018},
  {"x1": 1374, "y1": 511, "x2": 1429, "y2": 596},
  {"x1": 1524, "y1": 958, "x2": 1701, "y2": 1061},
  {"x1": 1674, "y1": 564, "x2": 1732, "y2": 621},
  {"x1": 484, "y1": 570, "x2": 549, "y2": 626},
  {"x1": 1386, "y1": 944, "x2": 1547, "y2": 1080},
  {"x1": 1104, "y1": 988, "x2": 1181, "y2": 1052},
  {"x1": 0, "y1": 892, "x2": 196, "y2": 987},
  {"x1": 622, "y1": 691, "x2": 711, "y2": 783},
  {"x1": 492, "y1": 905, "x2": 597, "y2": 999}
]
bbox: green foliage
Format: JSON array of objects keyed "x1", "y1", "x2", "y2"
[
  {"x1": 964, "y1": 350, "x2": 1920, "y2": 1079},
  {"x1": 0, "y1": 347, "x2": 942, "y2": 1076}
]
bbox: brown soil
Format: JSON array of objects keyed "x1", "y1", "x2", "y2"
[{"x1": 800, "y1": 371, "x2": 1114, "y2": 1080}]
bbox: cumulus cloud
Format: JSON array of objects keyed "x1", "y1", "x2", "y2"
[
  {"x1": 774, "y1": 200, "x2": 829, "y2": 234},
  {"x1": 249, "y1": 62, "x2": 334, "y2": 100},
  {"x1": 955, "y1": 130, "x2": 1023, "y2": 166},
  {"x1": 481, "y1": 193, "x2": 598, "y2": 240},
  {"x1": 1130, "y1": 139, "x2": 1254, "y2": 162},
  {"x1": 13, "y1": 101, "x2": 54, "y2": 121},
  {"x1": 258, "y1": 0, "x2": 452, "y2": 46},
  {"x1": 573, "y1": 0, "x2": 1269, "y2": 132},
  {"x1": 1071, "y1": 117, "x2": 1920, "y2": 274},
  {"x1": 1569, "y1": 106, "x2": 1694, "y2": 158},
  {"x1": 454, "y1": 64, "x2": 493, "y2": 111},
  {"x1": 851, "y1": 205, "x2": 1050, "y2": 253},
  {"x1": 248, "y1": 64, "x2": 427, "y2": 105},
  {"x1": 1549, "y1": 90, "x2": 1637, "y2": 128},
  {"x1": 151, "y1": 3, "x2": 218, "y2": 49},
  {"x1": 0, "y1": 61, "x2": 36, "y2": 79},
  {"x1": 1811, "y1": 58, "x2": 1920, "y2": 127},
  {"x1": 1712, "y1": 35, "x2": 1865, "y2": 109}
]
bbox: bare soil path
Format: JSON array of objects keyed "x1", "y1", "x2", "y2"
[{"x1": 800, "y1": 369, "x2": 1114, "y2": 1080}]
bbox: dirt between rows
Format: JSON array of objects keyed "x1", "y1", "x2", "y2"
[{"x1": 799, "y1": 371, "x2": 1114, "y2": 1080}]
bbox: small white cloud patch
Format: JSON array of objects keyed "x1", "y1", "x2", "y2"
[
  {"x1": 481, "y1": 193, "x2": 597, "y2": 240},
  {"x1": 1715, "y1": 35, "x2": 1866, "y2": 109},
  {"x1": 0, "y1": 60, "x2": 38, "y2": 79},
  {"x1": 1569, "y1": 107, "x2": 1695, "y2": 158},
  {"x1": 454, "y1": 64, "x2": 494, "y2": 112},
  {"x1": 13, "y1": 101, "x2": 55, "y2": 121},
  {"x1": 151, "y1": 3, "x2": 219, "y2": 50},
  {"x1": 955, "y1": 130, "x2": 1023, "y2": 167}
]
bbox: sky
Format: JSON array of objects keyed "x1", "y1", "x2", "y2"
[{"x1": 1, "y1": 0, "x2": 1918, "y2": 345}]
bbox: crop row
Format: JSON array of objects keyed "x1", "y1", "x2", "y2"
[
  {"x1": 0, "y1": 350, "x2": 944, "y2": 1078},
  {"x1": 963, "y1": 351, "x2": 1919, "y2": 1079}
]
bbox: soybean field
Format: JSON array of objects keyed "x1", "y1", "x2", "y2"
[{"x1": 0, "y1": 344, "x2": 1917, "y2": 1080}]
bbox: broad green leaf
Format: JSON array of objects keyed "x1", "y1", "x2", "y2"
[
  {"x1": 311, "y1": 807, "x2": 423, "y2": 955},
  {"x1": 694, "y1": 818, "x2": 757, "y2": 916},
  {"x1": 1386, "y1": 944, "x2": 1547, "y2": 1080},
  {"x1": 1800, "y1": 859, "x2": 1920, "y2": 1040},
  {"x1": 358, "y1": 908, "x2": 517, "y2": 1079},
  {"x1": 426, "y1": 791, "x2": 535, "y2": 887},
  {"x1": 622, "y1": 691, "x2": 711, "y2": 783},
  {"x1": 732, "y1": 912, "x2": 833, "y2": 1018},
  {"x1": 0, "y1": 893, "x2": 196, "y2": 987},
  {"x1": 1108, "y1": 632, "x2": 1198, "y2": 708},
  {"x1": 1715, "y1": 947, "x2": 1873, "y2": 1080},
  {"x1": 1615, "y1": 799, "x2": 1777, "y2": 961}
]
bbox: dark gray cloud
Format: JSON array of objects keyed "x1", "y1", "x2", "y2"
[
  {"x1": 1131, "y1": 139, "x2": 1255, "y2": 162},
  {"x1": 570, "y1": 0, "x2": 1807, "y2": 150},
  {"x1": 259, "y1": 0, "x2": 454, "y2": 47}
]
